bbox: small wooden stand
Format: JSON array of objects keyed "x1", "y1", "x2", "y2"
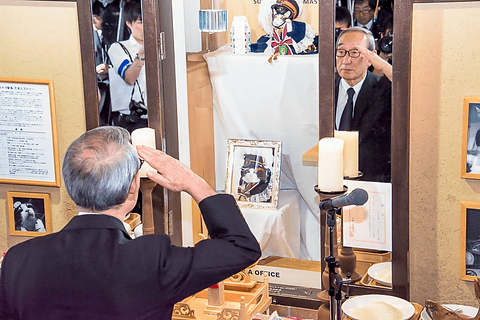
[
  {"x1": 140, "y1": 178, "x2": 157, "y2": 235},
  {"x1": 172, "y1": 273, "x2": 271, "y2": 320}
]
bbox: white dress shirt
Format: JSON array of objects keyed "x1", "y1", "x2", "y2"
[{"x1": 335, "y1": 74, "x2": 367, "y2": 130}]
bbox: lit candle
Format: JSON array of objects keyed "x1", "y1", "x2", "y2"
[
  {"x1": 318, "y1": 137, "x2": 344, "y2": 192},
  {"x1": 131, "y1": 128, "x2": 156, "y2": 178},
  {"x1": 334, "y1": 130, "x2": 359, "y2": 178}
]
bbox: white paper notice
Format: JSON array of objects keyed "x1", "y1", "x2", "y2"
[
  {"x1": 0, "y1": 82, "x2": 56, "y2": 183},
  {"x1": 342, "y1": 180, "x2": 392, "y2": 251}
]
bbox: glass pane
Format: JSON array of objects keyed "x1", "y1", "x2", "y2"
[
  {"x1": 92, "y1": 0, "x2": 148, "y2": 134},
  {"x1": 334, "y1": 1, "x2": 394, "y2": 289}
]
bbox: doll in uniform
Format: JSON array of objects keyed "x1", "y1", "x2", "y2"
[{"x1": 252, "y1": 0, "x2": 317, "y2": 62}]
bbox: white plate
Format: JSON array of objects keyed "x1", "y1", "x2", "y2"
[
  {"x1": 421, "y1": 304, "x2": 479, "y2": 320},
  {"x1": 368, "y1": 262, "x2": 392, "y2": 287},
  {"x1": 342, "y1": 294, "x2": 415, "y2": 320}
]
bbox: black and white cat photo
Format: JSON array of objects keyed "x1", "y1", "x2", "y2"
[{"x1": 237, "y1": 154, "x2": 273, "y2": 203}]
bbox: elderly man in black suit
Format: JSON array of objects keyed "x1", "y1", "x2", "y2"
[
  {"x1": 335, "y1": 27, "x2": 392, "y2": 182},
  {"x1": 0, "y1": 126, "x2": 261, "y2": 320}
]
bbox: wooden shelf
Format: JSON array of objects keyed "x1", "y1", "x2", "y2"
[{"x1": 302, "y1": 144, "x2": 318, "y2": 167}]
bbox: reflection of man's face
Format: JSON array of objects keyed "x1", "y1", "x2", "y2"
[
  {"x1": 354, "y1": 1, "x2": 374, "y2": 25},
  {"x1": 126, "y1": 18, "x2": 143, "y2": 43},
  {"x1": 336, "y1": 31, "x2": 372, "y2": 87}
]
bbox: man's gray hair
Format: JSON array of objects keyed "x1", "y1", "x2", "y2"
[
  {"x1": 336, "y1": 26, "x2": 376, "y2": 51},
  {"x1": 62, "y1": 126, "x2": 141, "y2": 211}
]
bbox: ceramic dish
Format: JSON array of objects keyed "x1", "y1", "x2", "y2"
[
  {"x1": 421, "y1": 304, "x2": 478, "y2": 320},
  {"x1": 342, "y1": 294, "x2": 415, "y2": 320},
  {"x1": 367, "y1": 261, "x2": 392, "y2": 287}
]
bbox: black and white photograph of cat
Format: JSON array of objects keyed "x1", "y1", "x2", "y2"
[
  {"x1": 237, "y1": 153, "x2": 273, "y2": 203},
  {"x1": 13, "y1": 197, "x2": 46, "y2": 233}
]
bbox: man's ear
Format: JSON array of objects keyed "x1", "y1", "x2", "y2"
[
  {"x1": 125, "y1": 21, "x2": 132, "y2": 32},
  {"x1": 129, "y1": 173, "x2": 140, "y2": 195}
]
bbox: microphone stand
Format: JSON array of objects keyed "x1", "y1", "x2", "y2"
[
  {"x1": 315, "y1": 185, "x2": 352, "y2": 320},
  {"x1": 326, "y1": 207, "x2": 351, "y2": 320}
]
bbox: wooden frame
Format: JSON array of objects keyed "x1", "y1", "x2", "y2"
[
  {"x1": 7, "y1": 191, "x2": 52, "y2": 237},
  {"x1": 0, "y1": 78, "x2": 61, "y2": 187},
  {"x1": 225, "y1": 139, "x2": 281, "y2": 210},
  {"x1": 461, "y1": 97, "x2": 480, "y2": 179},
  {"x1": 461, "y1": 201, "x2": 480, "y2": 281}
]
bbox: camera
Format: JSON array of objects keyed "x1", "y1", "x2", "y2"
[
  {"x1": 378, "y1": 33, "x2": 393, "y2": 54},
  {"x1": 128, "y1": 99, "x2": 147, "y2": 123}
]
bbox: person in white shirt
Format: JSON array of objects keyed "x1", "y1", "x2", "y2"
[{"x1": 108, "y1": 0, "x2": 147, "y2": 133}]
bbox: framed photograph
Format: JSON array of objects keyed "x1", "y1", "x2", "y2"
[
  {"x1": 461, "y1": 201, "x2": 480, "y2": 281},
  {"x1": 461, "y1": 97, "x2": 480, "y2": 179},
  {"x1": 225, "y1": 139, "x2": 282, "y2": 210},
  {"x1": 7, "y1": 192, "x2": 52, "y2": 237},
  {"x1": 0, "y1": 78, "x2": 61, "y2": 187}
]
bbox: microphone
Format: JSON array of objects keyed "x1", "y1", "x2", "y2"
[{"x1": 319, "y1": 188, "x2": 368, "y2": 211}]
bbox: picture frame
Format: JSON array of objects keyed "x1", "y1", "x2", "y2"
[
  {"x1": 225, "y1": 139, "x2": 282, "y2": 210},
  {"x1": 0, "y1": 78, "x2": 61, "y2": 187},
  {"x1": 461, "y1": 96, "x2": 480, "y2": 179},
  {"x1": 461, "y1": 201, "x2": 480, "y2": 281},
  {"x1": 7, "y1": 192, "x2": 52, "y2": 237}
]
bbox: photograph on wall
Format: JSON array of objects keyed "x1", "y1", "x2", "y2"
[
  {"x1": 461, "y1": 97, "x2": 480, "y2": 179},
  {"x1": 461, "y1": 201, "x2": 480, "y2": 281},
  {"x1": 7, "y1": 192, "x2": 52, "y2": 237},
  {"x1": 225, "y1": 139, "x2": 281, "y2": 210}
]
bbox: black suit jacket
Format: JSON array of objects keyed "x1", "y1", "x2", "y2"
[
  {"x1": 0, "y1": 194, "x2": 261, "y2": 320},
  {"x1": 335, "y1": 71, "x2": 392, "y2": 182}
]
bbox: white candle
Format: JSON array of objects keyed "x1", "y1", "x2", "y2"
[
  {"x1": 334, "y1": 130, "x2": 359, "y2": 178},
  {"x1": 131, "y1": 128, "x2": 156, "y2": 178},
  {"x1": 318, "y1": 137, "x2": 344, "y2": 192}
]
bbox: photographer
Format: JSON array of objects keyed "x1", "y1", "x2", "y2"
[
  {"x1": 367, "y1": 17, "x2": 393, "y2": 80},
  {"x1": 108, "y1": 0, "x2": 147, "y2": 133},
  {"x1": 377, "y1": 16, "x2": 393, "y2": 64}
]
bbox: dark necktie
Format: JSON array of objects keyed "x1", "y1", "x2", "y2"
[{"x1": 339, "y1": 88, "x2": 355, "y2": 131}]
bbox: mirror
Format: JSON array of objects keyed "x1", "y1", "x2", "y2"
[
  {"x1": 81, "y1": 0, "x2": 184, "y2": 243},
  {"x1": 330, "y1": 0, "x2": 395, "y2": 294},
  {"x1": 91, "y1": 0, "x2": 149, "y2": 134}
]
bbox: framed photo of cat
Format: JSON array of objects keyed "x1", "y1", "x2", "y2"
[
  {"x1": 461, "y1": 200, "x2": 480, "y2": 281},
  {"x1": 225, "y1": 139, "x2": 282, "y2": 210},
  {"x1": 461, "y1": 96, "x2": 480, "y2": 179},
  {"x1": 7, "y1": 191, "x2": 52, "y2": 237}
]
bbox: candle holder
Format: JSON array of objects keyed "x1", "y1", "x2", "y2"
[
  {"x1": 344, "y1": 171, "x2": 363, "y2": 180},
  {"x1": 315, "y1": 185, "x2": 351, "y2": 320},
  {"x1": 140, "y1": 178, "x2": 157, "y2": 235}
]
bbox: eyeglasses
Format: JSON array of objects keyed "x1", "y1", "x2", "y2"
[
  {"x1": 137, "y1": 158, "x2": 145, "y2": 172},
  {"x1": 336, "y1": 49, "x2": 361, "y2": 58},
  {"x1": 354, "y1": 9, "x2": 372, "y2": 14}
]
